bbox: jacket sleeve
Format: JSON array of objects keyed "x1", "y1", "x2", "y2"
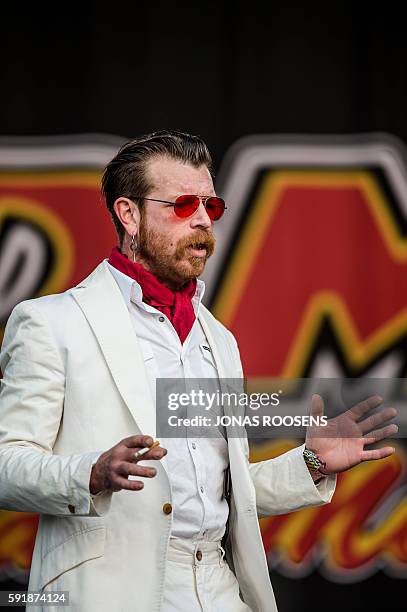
[
  {"x1": 248, "y1": 444, "x2": 336, "y2": 517},
  {"x1": 0, "y1": 301, "x2": 110, "y2": 517}
]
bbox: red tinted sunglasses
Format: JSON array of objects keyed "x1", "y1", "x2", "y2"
[{"x1": 132, "y1": 194, "x2": 227, "y2": 221}]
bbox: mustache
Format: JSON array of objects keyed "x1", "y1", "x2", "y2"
[{"x1": 175, "y1": 230, "x2": 216, "y2": 258}]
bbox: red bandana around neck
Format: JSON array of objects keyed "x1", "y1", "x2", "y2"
[{"x1": 108, "y1": 247, "x2": 197, "y2": 344}]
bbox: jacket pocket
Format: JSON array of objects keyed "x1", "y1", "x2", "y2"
[{"x1": 40, "y1": 525, "x2": 106, "y2": 589}]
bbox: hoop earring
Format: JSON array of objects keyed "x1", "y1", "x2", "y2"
[{"x1": 130, "y1": 234, "x2": 137, "y2": 263}]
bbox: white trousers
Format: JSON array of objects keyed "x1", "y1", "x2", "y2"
[{"x1": 162, "y1": 538, "x2": 252, "y2": 612}]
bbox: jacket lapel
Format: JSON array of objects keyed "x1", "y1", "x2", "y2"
[
  {"x1": 198, "y1": 305, "x2": 251, "y2": 449},
  {"x1": 198, "y1": 306, "x2": 244, "y2": 400},
  {"x1": 71, "y1": 261, "x2": 157, "y2": 438},
  {"x1": 197, "y1": 307, "x2": 230, "y2": 379},
  {"x1": 198, "y1": 306, "x2": 256, "y2": 498}
]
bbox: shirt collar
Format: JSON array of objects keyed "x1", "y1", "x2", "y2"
[{"x1": 106, "y1": 260, "x2": 205, "y2": 315}]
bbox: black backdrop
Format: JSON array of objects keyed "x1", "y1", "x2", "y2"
[
  {"x1": 1, "y1": 3, "x2": 407, "y2": 169},
  {"x1": 1, "y1": 2, "x2": 406, "y2": 611}
]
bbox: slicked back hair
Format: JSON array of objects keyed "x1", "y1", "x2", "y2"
[{"x1": 101, "y1": 129, "x2": 213, "y2": 245}]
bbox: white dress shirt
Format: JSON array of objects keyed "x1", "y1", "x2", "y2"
[{"x1": 107, "y1": 262, "x2": 229, "y2": 541}]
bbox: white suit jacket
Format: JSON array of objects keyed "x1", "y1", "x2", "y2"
[{"x1": 0, "y1": 261, "x2": 335, "y2": 612}]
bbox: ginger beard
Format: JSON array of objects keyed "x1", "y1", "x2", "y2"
[{"x1": 137, "y1": 216, "x2": 216, "y2": 287}]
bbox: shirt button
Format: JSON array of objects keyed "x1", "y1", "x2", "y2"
[
  {"x1": 200, "y1": 486, "x2": 204, "y2": 494},
  {"x1": 158, "y1": 316, "x2": 165, "y2": 322},
  {"x1": 196, "y1": 550, "x2": 203, "y2": 561},
  {"x1": 192, "y1": 442, "x2": 196, "y2": 449},
  {"x1": 162, "y1": 503, "x2": 172, "y2": 515}
]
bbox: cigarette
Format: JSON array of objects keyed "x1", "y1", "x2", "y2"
[{"x1": 133, "y1": 440, "x2": 160, "y2": 460}]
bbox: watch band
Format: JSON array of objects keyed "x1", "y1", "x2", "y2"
[{"x1": 303, "y1": 448, "x2": 327, "y2": 475}]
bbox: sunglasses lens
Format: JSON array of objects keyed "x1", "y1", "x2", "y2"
[
  {"x1": 174, "y1": 195, "x2": 226, "y2": 221},
  {"x1": 174, "y1": 195, "x2": 200, "y2": 217},
  {"x1": 205, "y1": 197, "x2": 226, "y2": 221}
]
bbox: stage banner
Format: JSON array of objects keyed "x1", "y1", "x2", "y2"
[
  {"x1": 0, "y1": 135, "x2": 123, "y2": 338},
  {"x1": 208, "y1": 134, "x2": 407, "y2": 585},
  {"x1": 0, "y1": 135, "x2": 122, "y2": 583},
  {"x1": 1, "y1": 134, "x2": 406, "y2": 596}
]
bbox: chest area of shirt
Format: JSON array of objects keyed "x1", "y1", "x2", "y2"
[{"x1": 127, "y1": 305, "x2": 219, "y2": 378}]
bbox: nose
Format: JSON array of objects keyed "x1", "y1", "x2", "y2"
[{"x1": 190, "y1": 200, "x2": 212, "y2": 229}]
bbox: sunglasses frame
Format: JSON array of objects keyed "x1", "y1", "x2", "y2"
[{"x1": 130, "y1": 194, "x2": 227, "y2": 220}]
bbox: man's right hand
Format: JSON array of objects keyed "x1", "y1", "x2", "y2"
[{"x1": 89, "y1": 435, "x2": 167, "y2": 495}]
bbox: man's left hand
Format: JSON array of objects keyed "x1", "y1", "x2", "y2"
[{"x1": 305, "y1": 394, "x2": 398, "y2": 475}]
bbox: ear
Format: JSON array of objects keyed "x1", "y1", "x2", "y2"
[{"x1": 113, "y1": 197, "x2": 141, "y2": 237}]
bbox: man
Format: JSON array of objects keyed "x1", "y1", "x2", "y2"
[{"x1": 0, "y1": 130, "x2": 397, "y2": 611}]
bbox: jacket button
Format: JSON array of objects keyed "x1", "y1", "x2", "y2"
[
  {"x1": 162, "y1": 503, "x2": 172, "y2": 515},
  {"x1": 196, "y1": 550, "x2": 202, "y2": 561},
  {"x1": 68, "y1": 504, "x2": 75, "y2": 514}
]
